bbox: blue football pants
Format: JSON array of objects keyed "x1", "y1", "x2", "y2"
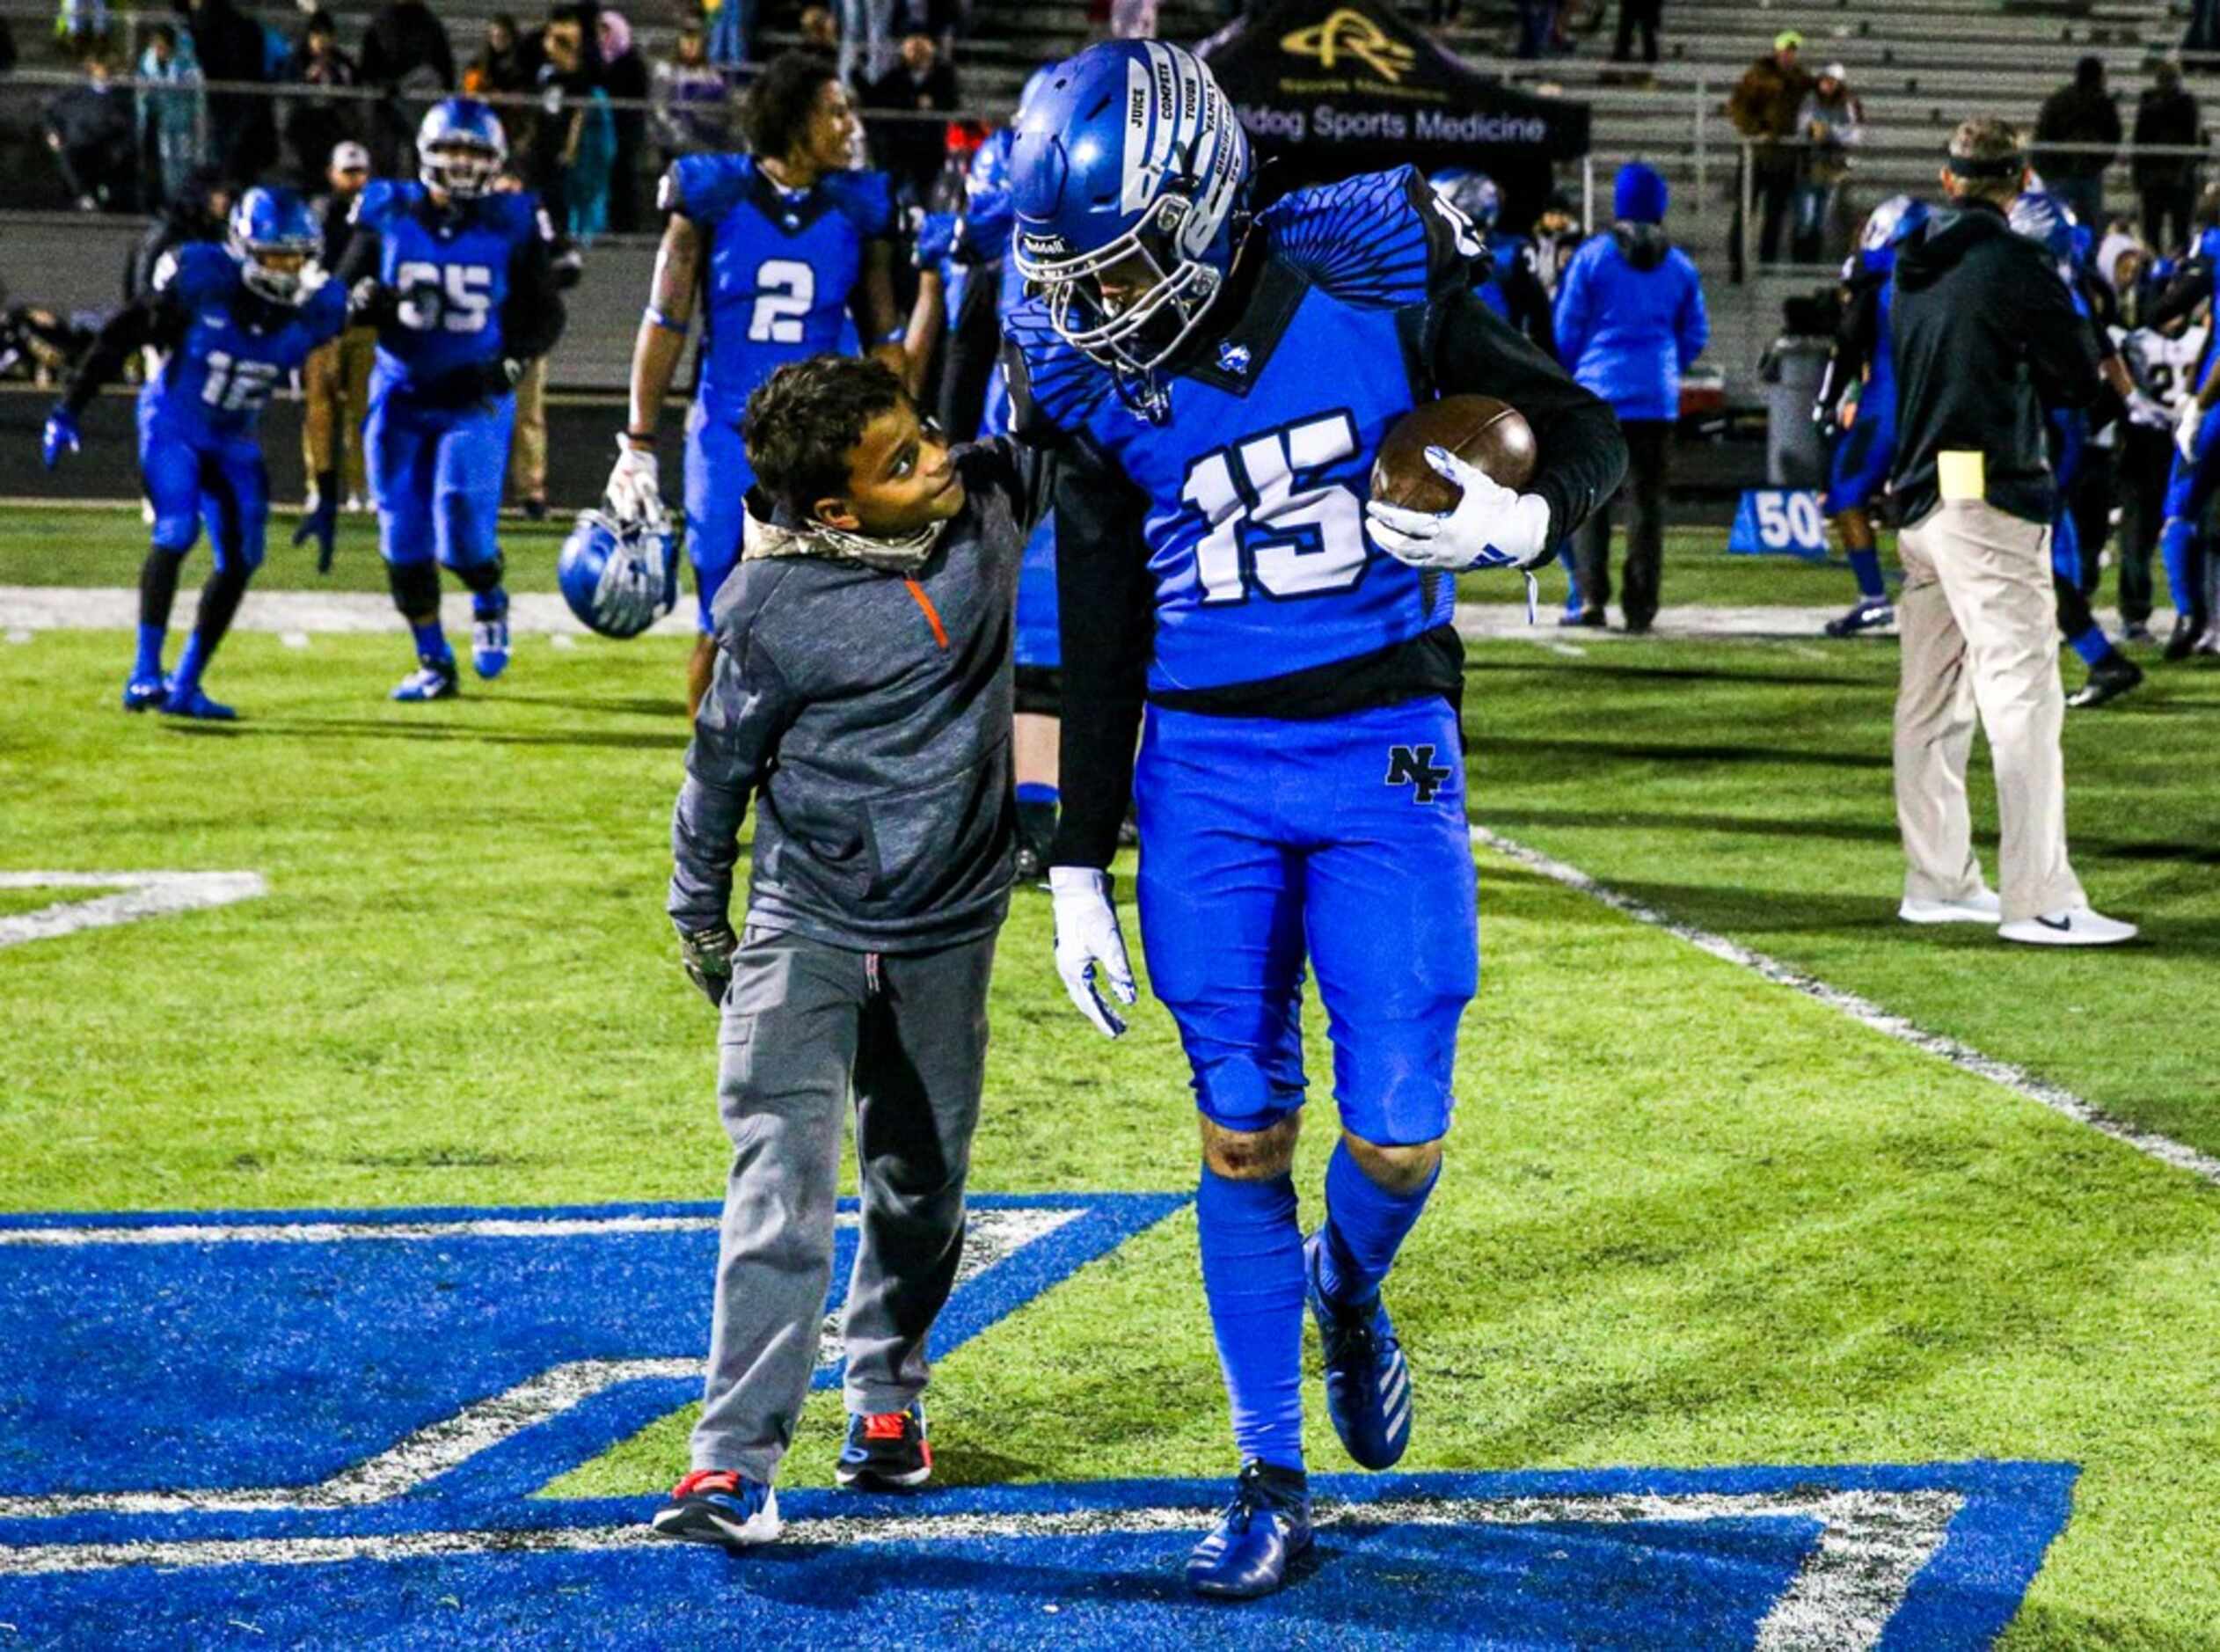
[
  {"x1": 685, "y1": 403, "x2": 756, "y2": 634},
  {"x1": 368, "y1": 390, "x2": 513, "y2": 573},
  {"x1": 1134, "y1": 698, "x2": 1478, "y2": 1149},
  {"x1": 139, "y1": 406, "x2": 268, "y2": 574}
]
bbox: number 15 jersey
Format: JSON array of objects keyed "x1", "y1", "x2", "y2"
[{"x1": 668, "y1": 154, "x2": 893, "y2": 423}]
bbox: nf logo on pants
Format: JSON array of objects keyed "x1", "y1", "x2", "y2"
[{"x1": 1385, "y1": 743, "x2": 1451, "y2": 804}]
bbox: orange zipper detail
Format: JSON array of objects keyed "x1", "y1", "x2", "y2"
[{"x1": 902, "y1": 579, "x2": 949, "y2": 650}]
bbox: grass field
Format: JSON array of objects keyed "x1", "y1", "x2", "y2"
[{"x1": 4, "y1": 509, "x2": 2218, "y2": 1647}]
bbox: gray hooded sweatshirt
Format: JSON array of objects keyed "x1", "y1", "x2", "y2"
[{"x1": 668, "y1": 439, "x2": 1046, "y2": 953}]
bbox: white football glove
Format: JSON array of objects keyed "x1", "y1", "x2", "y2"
[
  {"x1": 1364, "y1": 446, "x2": 1554, "y2": 573},
  {"x1": 2175, "y1": 398, "x2": 2207, "y2": 463},
  {"x1": 605, "y1": 436, "x2": 664, "y2": 527},
  {"x1": 1048, "y1": 866, "x2": 1136, "y2": 1039}
]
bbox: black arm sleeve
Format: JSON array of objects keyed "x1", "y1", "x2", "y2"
[
  {"x1": 2146, "y1": 259, "x2": 2212, "y2": 332},
  {"x1": 61, "y1": 295, "x2": 180, "y2": 418},
  {"x1": 500, "y1": 225, "x2": 567, "y2": 363},
  {"x1": 1428, "y1": 285, "x2": 1626, "y2": 545},
  {"x1": 1816, "y1": 274, "x2": 1881, "y2": 415},
  {"x1": 1046, "y1": 438, "x2": 1150, "y2": 871}
]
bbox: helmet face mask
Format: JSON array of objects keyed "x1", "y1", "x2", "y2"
[
  {"x1": 418, "y1": 99, "x2": 508, "y2": 200},
  {"x1": 1009, "y1": 42, "x2": 1251, "y2": 399},
  {"x1": 559, "y1": 509, "x2": 678, "y2": 640},
  {"x1": 228, "y1": 186, "x2": 322, "y2": 305}
]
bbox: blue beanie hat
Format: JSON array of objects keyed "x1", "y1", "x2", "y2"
[{"x1": 1615, "y1": 162, "x2": 1669, "y2": 225}]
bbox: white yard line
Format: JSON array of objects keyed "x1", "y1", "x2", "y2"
[
  {"x1": 0, "y1": 585, "x2": 697, "y2": 639},
  {"x1": 0, "y1": 872, "x2": 267, "y2": 952},
  {"x1": 1471, "y1": 827, "x2": 2220, "y2": 1190},
  {"x1": 0, "y1": 1485, "x2": 1964, "y2": 1648}
]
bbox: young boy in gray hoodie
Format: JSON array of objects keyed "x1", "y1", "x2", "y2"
[{"x1": 654, "y1": 353, "x2": 1047, "y2": 1548}]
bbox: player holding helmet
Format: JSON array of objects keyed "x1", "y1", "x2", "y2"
[
  {"x1": 1004, "y1": 40, "x2": 1625, "y2": 1599},
  {"x1": 340, "y1": 98, "x2": 568, "y2": 701},
  {"x1": 41, "y1": 186, "x2": 346, "y2": 720}
]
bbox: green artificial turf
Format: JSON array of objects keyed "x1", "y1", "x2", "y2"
[{"x1": 3, "y1": 611, "x2": 2217, "y2": 1648}]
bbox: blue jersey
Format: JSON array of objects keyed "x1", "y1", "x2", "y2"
[
  {"x1": 353, "y1": 181, "x2": 548, "y2": 389},
  {"x1": 671, "y1": 154, "x2": 893, "y2": 418},
  {"x1": 1009, "y1": 167, "x2": 1475, "y2": 696},
  {"x1": 142, "y1": 244, "x2": 347, "y2": 437}
]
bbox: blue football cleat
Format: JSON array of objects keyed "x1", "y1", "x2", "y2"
[
  {"x1": 470, "y1": 609, "x2": 509, "y2": 680},
  {"x1": 1306, "y1": 1232, "x2": 1413, "y2": 1471},
  {"x1": 121, "y1": 672, "x2": 171, "y2": 713},
  {"x1": 1823, "y1": 596, "x2": 1895, "y2": 638},
  {"x1": 648, "y1": 1468, "x2": 781, "y2": 1549},
  {"x1": 1186, "y1": 1459, "x2": 1312, "y2": 1599},
  {"x1": 836, "y1": 1401, "x2": 931, "y2": 1490},
  {"x1": 391, "y1": 656, "x2": 459, "y2": 702},
  {"x1": 160, "y1": 683, "x2": 236, "y2": 721}
]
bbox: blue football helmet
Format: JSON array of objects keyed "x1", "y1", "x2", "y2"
[
  {"x1": 419, "y1": 98, "x2": 508, "y2": 200},
  {"x1": 559, "y1": 510, "x2": 678, "y2": 640},
  {"x1": 228, "y1": 186, "x2": 322, "y2": 305},
  {"x1": 1008, "y1": 40, "x2": 1252, "y2": 386},
  {"x1": 2009, "y1": 188, "x2": 2080, "y2": 276},
  {"x1": 1429, "y1": 169, "x2": 1501, "y2": 234}
]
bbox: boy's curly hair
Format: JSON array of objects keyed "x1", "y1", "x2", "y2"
[{"x1": 744, "y1": 355, "x2": 907, "y2": 518}]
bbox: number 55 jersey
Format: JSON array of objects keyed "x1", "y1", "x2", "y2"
[{"x1": 665, "y1": 153, "x2": 894, "y2": 628}]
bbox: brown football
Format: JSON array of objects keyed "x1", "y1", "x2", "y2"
[{"x1": 1369, "y1": 395, "x2": 1538, "y2": 514}]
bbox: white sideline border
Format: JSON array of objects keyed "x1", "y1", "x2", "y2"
[{"x1": 1471, "y1": 826, "x2": 2220, "y2": 1190}]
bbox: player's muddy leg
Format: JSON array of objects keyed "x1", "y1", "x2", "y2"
[{"x1": 1198, "y1": 1113, "x2": 1306, "y2": 1472}]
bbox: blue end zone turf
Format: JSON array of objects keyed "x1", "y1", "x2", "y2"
[{"x1": 0, "y1": 1201, "x2": 2075, "y2": 1648}]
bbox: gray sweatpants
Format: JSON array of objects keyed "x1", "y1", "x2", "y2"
[{"x1": 691, "y1": 924, "x2": 994, "y2": 1481}]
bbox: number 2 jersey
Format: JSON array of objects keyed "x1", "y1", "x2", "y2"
[
  {"x1": 1004, "y1": 166, "x2": 1624, "y2": 866},
  {"x1": 61, "y1": 242, "x2": 347, "y2": 441},
  {"x1": 345, "y1": 180, "x2": 565, "y2": 400},
  {"x1": 668, "y1": 154, "x2": 893, "y2": 425}
]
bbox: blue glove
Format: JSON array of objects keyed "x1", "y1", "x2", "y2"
[
  {"x1": 913, "y1": 210, "x2": 957, "y2": 269},
  {"x1": 293, "y1": 475, "x2": 339, "y2": 574},
  {"x1": 40, "y1": 407, "x2": 80, "y2": 471}
]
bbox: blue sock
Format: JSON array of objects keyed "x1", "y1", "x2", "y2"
[
  {"x1": 2067, "y1": 623, "x2": 2114, "y2": 669},
  {"x1": 1195, "y1": 1166, "x2": 1305, "y2": 1472},
  {"x1": 2159, "y1": 519, "x2": 2199, "y2": 615},
  {"x1": 1557, "y1": 543, "x2": 1581, "y2": 610},
  {"x1": 171, "y1": 632, "x2": 211, "y2": 696},
  {"x1": 411, "y1": 618, "x2": 451, "y2": 664},
  {"x1": 134, "y1": 623, "x2": 166, "y2": 681},
  {"x1": 1847, "y1": 547, "x2": 1886, "y2": 601},
  {"x1": 1317, "y1": 1140, "x2": 1440, "y2": 1307},
  {"x1": 1016, "y1": 782, "x2": 1059, "y2": 808}
]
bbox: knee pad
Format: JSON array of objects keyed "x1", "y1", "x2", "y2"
[
  {"x1": 151, "y1": 515, "x2": 198, "y2": 556},
  {"x1": 387, "y1": 559, "x2": 442, "y2": 620},
  {"x1": 453, "y1": 552, "x2": 506, "y2": 597},
  {"x1": 1191, "y1": 1056, "x2": 1305, "y2": 1139},
  {"x1": 1014, "y1": 666, "x2": 1063, "y2": 718}
]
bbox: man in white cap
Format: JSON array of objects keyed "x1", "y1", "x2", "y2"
[{"x1": 301, "y1": 139, "x2": 376, "y2": 530}]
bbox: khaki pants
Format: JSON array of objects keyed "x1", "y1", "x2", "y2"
[
  {"x1": 301, "y1": 326, "x2": 376, "y2": 498},
  {"x1": 1894, "y1": 500, "x2": 2086, "y2": 923},
  {"x1": 508, "y1": 356, "x2": 549, "y2": 505}
]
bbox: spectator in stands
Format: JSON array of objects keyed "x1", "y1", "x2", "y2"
[
  {"x1": 654, "y1": 23, "x2": 732, "y2": 164},
  {"x1": 123, "y1": 164, "x2": 230, "y2": 303},
  {"x1": 56, "y1": 0, "x2": 111, "y2": 59},
  {"x1": 2132, "y1": 61, "x2": 2201, "y2": 255},
  {"x1": 598, "y1": 11, "x2": 651, "y2": 235},
  {"x1": 705, "y1": 0, "x2": 756, "y2": 72},
  {"x1": 464, "y1": 16, "x2": 541, "y2": 170},
  {"x1": 1612, "y1": 0, "x2": 1661, "y2": 68},
  {"x1": 283, "y1": 12, "x2": 361, "y2": 188},
  {"x1": 360, "y1": 0, "x2": 456, "y2": 172},
  {"x1": 44, "y1": 52, "x2": 135, "y2": 213},
  {"x1": 1108, "y1": 0, "x2": 1160, "y2": 38},
  {"x1": 302, "y1": 141, "x2": 376, "y2": 515},
  {"x1": 865, "y1": 33, "x2": 959, "y2": 199},
  {"x1": 1727, "y1": 30, "x2": 1813, "y2": 275},
  {"x1": 177, "y1": 0, "x2": 277, "y2": 184},
  {"x1": 2034, "y1": 56, "x2": 2121, "y2": 233},
  {"x1": 1793, "y1": 62, "x2": 1862, "y2": 264},
  {"x1": 136, "y1": 22, "x2": 206, "y2": 213},
  {"x1": 538, "y1": 13, "x2": 616, "y2": 240},
  {"x1": 1555, "y1": 162, "x2": 1708, "y2": 632},
  {"x1": 798, "y1": 6, "x2": 840, "y2": 62},
  {"x1": 496, "y1": 164, "x2": 584, "y2": 519},
  {"x1": 838, "y1": 0, "x2": 895, "y2": 90}
]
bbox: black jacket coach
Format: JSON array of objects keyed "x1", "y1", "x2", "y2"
[{"x1": 1889, "y1": 198, "x2": 2108, "y2": 527}]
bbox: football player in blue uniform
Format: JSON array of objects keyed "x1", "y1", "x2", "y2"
[
  {"x1": 340, "y1": 98, "x2": 568, "y2": 702},
  {"x1": 1813, "y1": 194, "x2": 1924, "y2": 637},
  {"x1": 603, "y1": 51, "x2": 904, "y2": 716},
  {"x1": 1005, "y1": 42, "x2": 1624, "y2": 1600},
  {"x1": 2142, "y1": 213, "x2": 2220, "y2": 656},
  {"x1": 41, "y1": 186, "x2": 346, "y2": 720}
]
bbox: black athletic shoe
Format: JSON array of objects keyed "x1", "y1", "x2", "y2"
[
  {"x1": 2066, "y1": 654, "x2": 2143, "y2": 709},
  {"x1": 1565, "y1": 607, "x2": 1606, "y2": 628},
  {"x1": 2163, "y1": 612, "x2": 2208, "y2": 662},
  {"x1": 1015, "y1": 798, "x2": 1056, "y2": 888},
  {"x1": 836, "y1": 1401, "x2": 931, "y2": 1490},
  {"x1": 649, "y1": 1469, "x2": 780, "y2": 1547}
]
